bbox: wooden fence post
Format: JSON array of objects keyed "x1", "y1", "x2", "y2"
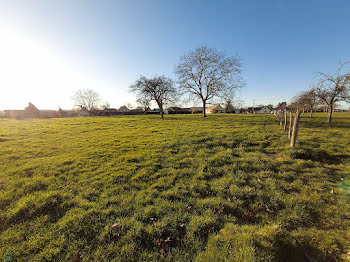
[
  {"x1": 279, "y1": 111, "x2": 283, "y2": 126},
  {"x1": 283, "y1": 111, "x2": 287, "y2": 130},
  {"x1": 290, "y1": 110, "x2": 301, "y2": 148},
  {"x1": 288, "y1": 112, "x2": 293, "y2": 139},
  {"x1": 274, "y1": 111, "x2": 280, "y2": 122}
]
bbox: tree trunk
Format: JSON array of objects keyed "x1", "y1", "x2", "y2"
[
  {"x1": 283, "y1": 111, "x2": 287, "y2": 130},
  {"x1": 310, "y1": 109, "x2": 313, "y2": 118},
  {"x1": 302, "y1": 107, "x2": 305, "y2": 115},
  {"x1": 290, "y1": 110, "x2": 301, "y2": 148},
  {"x1": 202, "y1": 100, "x2": 207, "y2": 117},
  {"x1": 328, "y1": 105, "x2": 332, "y2": 123},
  {"x1": 157, "y1": 101, "x2": 164, "y2": 119},
  {"x1": 288, "y1": 112, "x2": 293, "y2": 139}
]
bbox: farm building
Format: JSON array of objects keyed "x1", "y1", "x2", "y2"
[{"x1": 206, "y1": 104, "x2": 226, "y2": 114}]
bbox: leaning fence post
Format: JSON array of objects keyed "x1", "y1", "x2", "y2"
[
  {"x1": 290, "y1": 110, "x2": 301, "y2": 148},
  {"x1": 288, "y1": 112, "x2": 293, "y2": 139}
]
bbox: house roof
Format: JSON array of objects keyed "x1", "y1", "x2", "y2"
[
  {"x1": 207, "y1": 104, "x2": 224, "y2": 110},
  {"x1": 167, "y1": 107, "x2": 184, "y2": 111},
  {"x1": 118, "y1": 106, "x2": 129, "y2": 112}
]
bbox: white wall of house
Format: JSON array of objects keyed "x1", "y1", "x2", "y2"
[{"x1": 256, "y1": 106, "x2": 271, "y2": 114}]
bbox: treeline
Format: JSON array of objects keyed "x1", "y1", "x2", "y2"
[
  {"x1": 72, "y1": 46, "x2": 245, "y2": 119},
  {"x1": 72, "y1": 48, "x2": 349, "y2": 122}
]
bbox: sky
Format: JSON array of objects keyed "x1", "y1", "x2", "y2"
[{"x1": 0, "y1": 0, "x2": 349, "y2": 110}]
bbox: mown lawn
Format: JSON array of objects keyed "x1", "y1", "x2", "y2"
[{"x1": 0, "y1": 113, "x2": 349, "y2": 261}]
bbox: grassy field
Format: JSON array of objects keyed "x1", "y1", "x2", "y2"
[{"x1": 0, "y1": 113, "x2": 350, "y2": 261}]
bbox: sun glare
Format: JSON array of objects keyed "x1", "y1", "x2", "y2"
[{"x1": 0, "y1": 24, "x2": 87, "y2": 110}]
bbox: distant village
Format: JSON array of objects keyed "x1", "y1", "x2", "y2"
[{"x1": 1, "y1": 102, "x2": 343, "y2": 119}]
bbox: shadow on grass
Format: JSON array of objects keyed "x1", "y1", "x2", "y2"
[{"x1": 292, "y1": 148, "x2": 349, "y2": 164}]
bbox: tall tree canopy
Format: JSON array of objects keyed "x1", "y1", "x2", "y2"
[
  {"x1": 129, "y1": 75, "x2": 176, "y2": 119},
  {"x1": 175, "y1": 46, "x2": 244, "y2": 117}
]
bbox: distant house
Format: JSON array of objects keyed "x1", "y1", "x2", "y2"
[
  {"x1": 4, "y1": 102, "x2": 52, "y2": 119},
  {"x1": 246, "y1": 106, "x2": 271, "y2": 114},
  {"x1": 101, "y1": 108, "x2": 119, "y2": 116},
  {"x1": 58, "y1": 109, "x2": 78, "y2": 117},
  {"x1": 40, "y1": 110, "x2": 61, "y2": 118},
  {"x1": 118, "y1": 106, "x2": 130, "y2": 112},
  {"x1": 146, "y1": 108, "x2": 161, "y2": 115},
  {"x1": 206, "y1": 104, "x2": 226, "y2": 114},
  {"x1": 166, "y1": 107, "x2": 191, "y2": 114},
  {"x1": 130, "y1": 107, "x2": 145, "y2": 114},
  {"x1": 190, "y1": 107, "x2": 204, "y2": 114},
  {"x1": 79, "y1": 110, "x2": 90, "y2": 116},
  {"x1": 4, "y1": 109, "x2": 26, "y2": 119},
  {"x1": 256, "y1": 106, "x2": 271, "y2": 114}
]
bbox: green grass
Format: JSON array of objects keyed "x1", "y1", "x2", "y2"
[{"x1": 0, "y1": 113, "x2": 349, "y2": 261}]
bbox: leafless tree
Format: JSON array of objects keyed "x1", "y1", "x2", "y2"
[
  {"x1": 297, "y1": 88, "x2": 319, "y2": 118},
  {"x1": 315, "y1": 62, "x2": 350, "y2": 123},
  {"x1": 175, "y1": 46, "x2": 244, "y2": 117},
  {"x1": 225, "y1": 99, "x2": 235, "y2": 113},
  {"x1": 129, "y1": 75, "x2": 176, "y2": 119},
  {"x1": 291, "y1": 88, "x2": 318, "y2": 117},
  {"x1": 137, "y1": 97, "x2": 151, "y2": 112},
  {"x1": 72, "y1": 89, "x2": 101, "y2": 111},
  {"x1": 276, "y1": 102, "x2": 287, "y2": 111},
  {"x1": 100, "y1": 102, "x2": 111, "y2": 110}
]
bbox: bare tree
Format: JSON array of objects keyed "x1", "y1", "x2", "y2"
[
  {"x1": 100, "y1": 102, "x2": 111, "y2": 110},
  {"x1": 175, "y1": 46, "x2": 244, "y2": 117},
  {"x1": 298, "y1": 89, "x2": 319, "y2": 118},
  {"x1": 315, "y1": 63, "x2": 350, "y2": 123},
  {"x1": 129, "y1": 75, "x2": 176, "y2": 119},
  {"x1": 276, "y1": 102, "x2": 287, "y2": 111},
  {"x1": 225, "y1": 99, "x2": 235, "y2": 113},
  {"x1": 72, "y1": 89, "x2": 101, "y2": 111},
  {"x1": 137, "y1": 97, "x2": 151, "y2": 112}
]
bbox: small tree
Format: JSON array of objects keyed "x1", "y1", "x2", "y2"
[
  {"x1": 225, "y1": 99, "x2": 235, "y2": 113},
  {"x1": 137, "y1": 97, "x2": 151, "y2": 113},
  {"x1": 129, "y1": 75, "x2": 176, "y2": 119},
  {"x1": 298, "y1": 89, "x2": 319, "y2": 118},
  {"x1": 175, "y1": 46, "x2": 244, "y2": 117},
  {"x1": 277, "y1": 102, "x2": 287, "y2": 111},
  {"x1": 72, "y1": 89, "x2": 101, "y2": 111},
  {"x1": 315, "y1": 63, "x2": 350, "y2": 123},
  {"x1": 100, "y1": 102, "x2": 111, "y2": 110}
]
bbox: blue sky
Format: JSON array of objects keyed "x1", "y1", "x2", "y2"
[{"x1": 0, "y1": 0, "x2": 349, "y2": 110}]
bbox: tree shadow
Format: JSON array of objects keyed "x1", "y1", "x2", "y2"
[{"x1": 292, "y1": 148, "x2": 349, "y2": 164}]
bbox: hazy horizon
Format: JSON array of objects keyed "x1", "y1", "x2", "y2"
[{"x1": 1, "y1": 0, "x2": 349, "y2": 111}]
